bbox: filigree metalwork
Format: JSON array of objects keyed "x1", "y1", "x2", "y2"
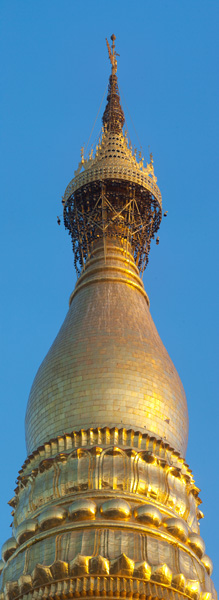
[{"x1": 64, "y1": 179, "x2": 161, "y2": 276}]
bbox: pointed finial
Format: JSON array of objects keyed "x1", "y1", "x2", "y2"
[
  {"x1": 106, "y1": 34, "x2": 119, "y2": 76},
  {"x1": 103, "y1": 35, "x2": 124, "y2": 133}
]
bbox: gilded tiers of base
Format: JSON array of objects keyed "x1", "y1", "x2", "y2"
[
  {"x1": 11, "y1": 428, "x2": 201, "y2": 531},
  {"x1": 15, "y1": 428, "x2": 193, "y2": 481},
  {"x1": 0, "y1": 429, "x2": 216, "y2": 600},
  {"x1": 1, "y1": 557, "x2": 215, "y2": 600}
]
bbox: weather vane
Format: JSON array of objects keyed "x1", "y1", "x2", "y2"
[{"x1": 106, "y1": 33, "x2": 120, "y2": 75}]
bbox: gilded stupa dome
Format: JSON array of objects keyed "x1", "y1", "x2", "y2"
[{"x1": 25, "y1": 237, "x2": 188, "y2": 456}]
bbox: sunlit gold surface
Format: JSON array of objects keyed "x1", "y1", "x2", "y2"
[
  {"x1": 100, "y1": 499, "x2": 131, "y2": 519},
  {"x1": 12, "y1": 427, "x2": 201, "y2": 532},
  {"x1": 68, "y1": 499, "x2": 97, "y2": 521},
  {"x1": 25, "y1": 240, "x2": 188, "y2": 457},
  {"x1": 188, "y1": 533, "x2": 205, "y2": 558},
  {"x1": 163, "y1": 517, "x2": 188, "y2": 542},
  {"x1": 202, "y1": 556, "x2": 214, "y2": 577},
  {"x1": 134, "y1": 504, "x2": 162, "y2": 527},
  {"x1": 63, "y1": 128, "x2": 162, "y2": 210},
  {"x1": 0, "y1": 424, "x2": 216, "y2": 600},
  {"x1": 37, "y1": 507, "x2": 66, "y2": 531}
]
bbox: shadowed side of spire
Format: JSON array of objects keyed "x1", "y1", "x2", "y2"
[
  {"x1": 102, "y1": 72, "x2": 125, "y2": 132},
  {"x1": 102, "y1": 34, "x2": 125, "y2": 133}
]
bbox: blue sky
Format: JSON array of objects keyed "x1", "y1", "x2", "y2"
[{"x1": 0, "y1": 0, "x2": 219, "y2": 589}]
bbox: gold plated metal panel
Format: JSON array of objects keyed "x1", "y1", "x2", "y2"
[
  {"x1": 134, "y1": 504, "x2": 161, "y2": 527},
  {"x1": 13, "y1": 433, "x2": 200, "y2": 534},
  {"x1": 1, "y1": 533, "x2": 216, "y2": 600},
  {"x1": 25, "y1": 243, "x2": 188, "y2": 457},
  {"x1": 100, "y1": 499, "x2": 131, "y2": 520},
  {"x1": 68, "y1": 499, "x2": 96, "y2": 521}
]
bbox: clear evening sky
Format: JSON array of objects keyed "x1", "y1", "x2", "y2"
[{"x1": 0, "y1": 0, "x2": 218, "y2": 588}]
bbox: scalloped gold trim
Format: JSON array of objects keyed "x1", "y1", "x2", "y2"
[
  {"x1": 3, "y1": 568, "x2": 213, "y2": 600},
  {"x1": 15, "y1": 428, "x2": 194, "y2": 491}
]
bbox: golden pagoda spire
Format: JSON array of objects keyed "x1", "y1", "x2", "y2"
[
  {"x1": 63, "y1": 34, "x2": 162, "y2": 276},
  {"x1": 102, "y1": 34, "x2": 125, "y2": 133},
  {"x1": 0, "y1": 35, "x2": 216, "y2": 600}
]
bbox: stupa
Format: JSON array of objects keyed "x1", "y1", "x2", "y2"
[{"x1": 0, "y1": 35, "x2": 216, "y2": 600}]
